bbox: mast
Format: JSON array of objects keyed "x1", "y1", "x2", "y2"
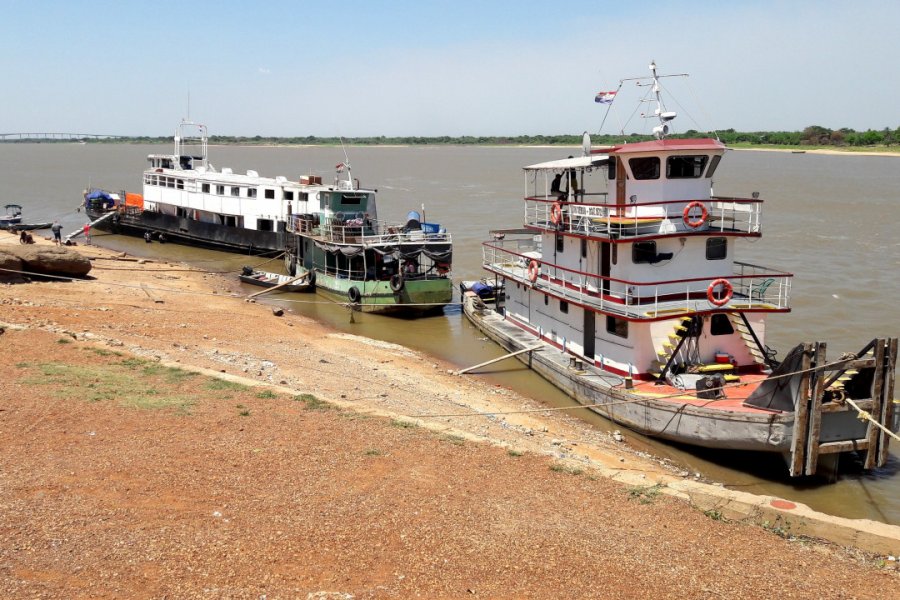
[{"x1": 649, "y1": 60, "x2": 677, "y2": 139}]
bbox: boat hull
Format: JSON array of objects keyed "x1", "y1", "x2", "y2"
[
  {"x1": 86, "y1": 208, "x2": 285, "y2": 255},
  {"x1": 462, "y1": 293, "x2": 872, "y2": 454},
  {"x1": 316, "y1": 272, "x2": 453, "y2": 315}
]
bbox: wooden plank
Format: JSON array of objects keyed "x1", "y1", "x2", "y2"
[
  {"x1": 140, "y1": 283, "x2": 163, "y2": 303},
  {"x1": 817, "y1": 440, "x2": 869, "y2": 455},
  {"x1": 456, "y1": 344, "x2": 544, "y2": 375},
  {"x1": 789, "y1": 343, "x2": 813, "y2": 477},
  {"x1": 863, "y1": 340, "x2": 886, "y2": 469},
  {"x1": 877, "y1": 338, "x2": 898, "y2": 466},
  {"x1": 805, "y1": 342, "x2": 827, "y2": 475}
]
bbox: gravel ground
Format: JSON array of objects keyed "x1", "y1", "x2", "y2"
[{"x1": 1, "y1": 233, "x2": 898, "y2": 598}]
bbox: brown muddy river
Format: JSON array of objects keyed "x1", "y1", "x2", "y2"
[{"x1": 2, "y1": 142, "x2": 898, "y2": 524}]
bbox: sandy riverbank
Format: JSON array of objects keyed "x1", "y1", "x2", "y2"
[
  {"x1": 1, "y1": 232, "x2": 899, "y2": 597},
  {"x1": 732, "y1": 146, "x2": 900, "y2": 157}
]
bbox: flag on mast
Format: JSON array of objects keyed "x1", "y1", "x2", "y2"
[
  {"x1": 594, "y1": 91, "x2": 617, "y2": 104},
  {"x1": 335, "y1": 162, "x2": 346, "y2": 172}
]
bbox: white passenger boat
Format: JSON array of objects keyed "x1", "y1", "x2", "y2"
[{"x1": 463, "y1": 62, "x2": 898, "y2": 478}]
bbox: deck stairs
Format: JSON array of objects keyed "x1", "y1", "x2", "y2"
[
  {"x1": 650, "y1": 316, "x2": 741, "y2": 382},
  {"x1": 728, "y1": 313, "x2": 768, "y2": 368}
]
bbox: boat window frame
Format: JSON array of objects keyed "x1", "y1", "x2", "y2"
[
  {"x1": 666, "y1": 155, "x2": 709, "y2": 179},
  {"x1": 560, "y1": 300, "x2": 569, "y2": 314},
  {"x1": 216, "y1": 185, "x2": 225, "y2": 195},
  {"x1": 705, "y1": 154, "x2": 722, "y2": 178},
  {"x1": 231, "y1": 186, "x2": 241, "y2": 198},
  {"x1": 606, "y1": 315, "x2": 628, "y2": 338},
  {"x1": 706, "y1": 237, "x2": 727, "y2": 261},
  {"x1": 632, "y1": 241, "x2": 657, "y2": 264},
  {"x1": 628, "y1": 157, "x2": 660, "y2": 180},
  {"x1": 710, "y1": 314, "x2": 734, "y2": 336},
  {"x1": 264, "y1": 188, "x2": 276, "y2": 200},
  {"x1": 201, "y1": 183, "x2": 210, "y2": 193}
]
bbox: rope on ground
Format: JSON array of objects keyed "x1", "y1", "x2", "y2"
[{"x1": 845, "y1": 398, "x2": 900, "y2": 443}]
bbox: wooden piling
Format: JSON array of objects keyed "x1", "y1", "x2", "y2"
[
  {"x1": 805, "y1": 342, "x2": 826, "y2": 475},
  {"x1": 789, "y1": 342, "x2": 813, "y2": 477},
  {"x1": 864, "y1": 340, "x2": 886, "y2": 469}
]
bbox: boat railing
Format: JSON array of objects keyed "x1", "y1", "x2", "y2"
[
  {"x1": 523, "y1": 196, "x2": 762, "y2": 239},
  {"x1": 482, "y1": 242, "x2": 792, "y2": 319},
  {"x1": 287, "y1": 214, "x2": 451, "y2": 245}
]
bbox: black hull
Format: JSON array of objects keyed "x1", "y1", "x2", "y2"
[{"x1": 88, "y1": 209, "x2": 285, "y2": 255}]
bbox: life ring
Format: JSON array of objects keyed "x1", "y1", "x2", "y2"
[
  {"x1": 550, "y1": 201, "x2": 563, "y2": 225},
  {"x1": 307, "y1": 269, "x2": 316, "y2": 287},
  {"x1": 683, "y1": 201, "x2": 708, "y2": 228},
  {"x1": 527, "y1": 260, "x2": 540, "y2": 284},
  {"x1": 348, "y1": 286, "x2": 361, "y2": 304},
  {"x1": 389, "y1": 273, "x2": 404, "y2": 292},
  {"x1": 707, "y1": 278, "x2": 733, "y2": 306}
]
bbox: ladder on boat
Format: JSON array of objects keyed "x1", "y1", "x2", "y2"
[
  {"x1": 64, "y1": 210, "x2": 118, "y2": 243},
  {"x1": 789, "y1": 338, "x2": 898, "y2": 477}
]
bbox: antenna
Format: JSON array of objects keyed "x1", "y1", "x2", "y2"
[{"x1": 187, "y1": 90, "x2": 191, "y2": 121}]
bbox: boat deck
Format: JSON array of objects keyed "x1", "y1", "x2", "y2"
[{"x1": 630, "y1": 375, "x2": 771, "y2": 413}]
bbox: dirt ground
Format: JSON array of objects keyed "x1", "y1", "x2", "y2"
[{"x1": 1, "y1": 232, "x2": 899, "y2": 599}]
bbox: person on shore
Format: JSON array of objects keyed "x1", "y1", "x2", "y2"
[
  {"x1": 144, "y1": 230, "x2": 152, "y2": 243},
  {"x1": 83, "y1": 223, "x2": 91, "y2": 245},
  {"x1": 51, "y1": 221, "x2": 62, "y2": 245},
  {"x1": 19, "y1": 230, "x2": 34, "y2": 244}
]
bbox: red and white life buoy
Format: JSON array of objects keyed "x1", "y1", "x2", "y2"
[
  {"x1": 707, "y1": 278, "x2": 733, "y2": 306},
  {"x1": 683, "y1": 201, "x2": 708, "y2": 228},
  {"x1": 527, "y1": 260, "x2": 540, "y2": 284},
  {"x1": 550, "y1": 201, "x2": 563, "y2": 225}
]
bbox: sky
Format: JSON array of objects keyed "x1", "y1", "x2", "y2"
[{"x1": 1, "y1": 0, "x2": 898, "y2": 137}]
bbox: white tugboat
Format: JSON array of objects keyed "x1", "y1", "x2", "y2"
[{"x1": 463, "y1": 62, "x2": 897, "y2": 477}]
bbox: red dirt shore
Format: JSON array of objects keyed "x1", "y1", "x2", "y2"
[{"x1": 1, "y1": 234, "x2": 898, "y2": 598}]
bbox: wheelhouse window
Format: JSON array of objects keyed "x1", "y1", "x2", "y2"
[
  {"x1": 632, "y1": 241, "x2": 657, "y2": 264},
  {"x1": 284, "y1": 191, "x2": 294, "y2": 201},
  {"x1": 706, "y1": 155, "x2": 722, "y2": 178},
  {"x1": 176, "y1": 179, "x2": 184, "y2": 190},
  {"x1": 628, "y1": 157, "x2": 660, "y2": 180},
  {"x1": 606, "y1": 315, "x2": 628, "y2": 338},
  {"x1": 666, "y1": 155, "x2": 708, "y2": 179},
  {"x1": 231, "y1": 187, "x2": 240, "y2": 197},
  {"x1": 264, "y1": 189, "x2": 275, "y2": 199},
  {"x1": 201, "y1": 183, "x2": 210, "y2": 193},
  {"x1": 706, "y1": 237, "x2": 727, "y2": 260},
  {"x1": 216, "y1": 185, "x2": 225, "y2": 195},
  {"x1": 248, "y1": 188, "x2": 258, "y2": 198},
  {"x1": 710, "y1": 314, "x2": 734, "y2": 336},
  {"x1": 607, "y1": 156, "x2": 617, "y2": 180}
]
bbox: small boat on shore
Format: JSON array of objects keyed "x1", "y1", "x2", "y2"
[
  {"x1": 9, "y1": 221, "x2": 52, "y2": 231},
  {"x1": 1, "y1": 204, "x2": 23, "y2": 228},
  {"x1": 238, "y1": 266, "x2": 313, "y2": 293},
  {"x1": 463, "y1": 61, "x2": 898, "y2": 479}
]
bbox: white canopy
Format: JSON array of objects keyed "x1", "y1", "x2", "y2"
[{"x1": 524, "y1": 154, "x2": 610, "y2": 171}]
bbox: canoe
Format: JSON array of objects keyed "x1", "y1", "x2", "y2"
[{"x1": 238, "y1": 267, "x2": 313, "y2": 293}]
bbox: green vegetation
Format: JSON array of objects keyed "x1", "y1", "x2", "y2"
[
  {"x1": 6, "y1": 125, "x2": 899, "y2": 151},
  {"x1": 57, "y1": 338, "x2": 72, "y2": 344},
  {"x1": 293, "y1": 393, "x2": 333, "y2": 411},
  {"x1": 256, "y1": 389, "x2": 278, "y2": 399},
  {"x1": 25, "y1": 361, "x2": 194, "y2": 413},
  {"x1": 364, "y1": 448, "x2": 382, "y2": 456},
  {"x1": 626, "y1": 483, "x2": 665, "y2": 504},
  {"x1": 549, "y1": 462, "x2": 584, "y2": 476},
  {"x1": 507, "y1": 448, "x2": 525, "y2": 457},
  {"x1": 442, "y1": 434, "x2": 466, "y2": 446},
  {"x1": 204, "y1": 378, "x2": 249, "y2": 392},
  {"x1": 390, "y1": 419, "x2": 418, "y2": 429}
]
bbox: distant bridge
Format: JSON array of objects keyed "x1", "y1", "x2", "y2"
[{"x1": 0, "y1": 132, "x2": 129, "y2": 141}]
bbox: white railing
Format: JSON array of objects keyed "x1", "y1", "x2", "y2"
[
  {"x1": 287, "y1": 214, "x2": 451, "y2": 245},
  {"x1": 523, "y1": 196, "x2": 762, "y2": 239},
  {"x1": 482, "y1": 242, "x2": 791, "y2": 320}
]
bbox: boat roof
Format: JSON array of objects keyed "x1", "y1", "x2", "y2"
[
  {"x1": 524, "y1": 155, "x2": 610, "y2": 171},
  {"x1": 609, "y1": 138, "x2": 725, "y2": 155}
]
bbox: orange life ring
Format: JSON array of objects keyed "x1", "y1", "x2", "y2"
[
  {"x1": 707, "y1": 278, "x2": 733, "y2": 306},
  {"x1": 550, "y1": 202, "x2": 563, "y2": 225},
  {"x1": 683, "y1": 201, "x2": 708, "y2": 228},
  {"x1": 527, "y1": 260, "x2": 540, "y2": 284}
]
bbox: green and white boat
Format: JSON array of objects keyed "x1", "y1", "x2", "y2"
[{"x1": 284, "y1": 163, "x2": 452, "y2": 316}]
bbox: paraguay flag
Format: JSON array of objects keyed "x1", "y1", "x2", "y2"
[{"x1": 594, "y1": 91, "x2": 616, "y2": 104}]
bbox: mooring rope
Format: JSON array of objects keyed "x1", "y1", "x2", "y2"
[{"x1": 845, "y1": 398, "x2": 900, "y2": 443}]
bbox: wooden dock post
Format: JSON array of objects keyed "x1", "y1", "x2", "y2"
[
  {"x1": 877, "y1": 338, "x2": 898, "y2": 466},
  {"x1": 789, "y1": 342, "x2": 813, "y2": 477},
  {"x1": 864, "y1": 340, "x2": 886, "y2": 470},
  {"x1": 804, "y1": 341, "x2": 826, "y2": 476}
]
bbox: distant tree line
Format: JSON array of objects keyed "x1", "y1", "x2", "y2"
[{"x1": 4, "y1": 126, "x2": 899, "y2": 148}]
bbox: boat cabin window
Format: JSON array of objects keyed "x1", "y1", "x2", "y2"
[
  {"x1": 559, "y1": 300, "x2": 569, "y2": 314},
  {"x1": 581, "y1": 238, "x2": 587, "y2": 258},
  {"x1": 248, "y1": 188, "x2": 258, "y2": 198},
  {"x1": 544, "y1": 295, "x2": 549, "y2": 306},
  {"x1": 176, "y1": 207, "x2": 189, "y2": 218},
  {"x1": 161, "y1": 158, "x2": 173, "y2": 170},
  {"x1": 606, "y1": 315, "x2": 628, "y2": 338},
  {"x1": 179, "y1": 156, "x2": 192, "y2": 169},
  {"x1": 264, "y1": 189, "x2": 275, "y2": 199},
  {"x1": 710, "y1": 314, "x2": 734, "y2": 336},
  {"x1": 706, "y1": 237, "x2": 727, "y2": 260},
  {"x1": 607, "y1": 156, "x2": 617, "y2": 180},
  {"x1": 202, "y1": 183, "x2": 210, "y2": 193},
  {"x1": 257, "y1": 218, "x2": 274, "y2": 232},
  {"x1": 556, "y1": 233, "x2": 564, "y2": 253},
  {"x1": 299, "y1": 192, "x2": 309, "y2": 202},
  {"x1": 632, "y1": 241, "x2": 657, "y2": 264},
  {"x1": 327, "y1": 192, "x2": 370, "y2": 211},
  {"x1": 666, "y1": 155, "x2": 708, "y2": 179},
  {"x1": 629, "y1": 157, "x2": 660, "y2": 180},
  {"x1": 216, "y1": 185, "x2": 225, "y2": 195},
  {"x1": 706, "y1": 155, "x2": 722, "y2": 178},
  {"x1": 284, "y1": 191, "x2": 294, "y2": 201},
  {"x1": 176, "y1": 179, "x2": 184, "y2": 190},
  {"x1": 231, "y1": 187, "x2": 240, "y2": 197}
]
